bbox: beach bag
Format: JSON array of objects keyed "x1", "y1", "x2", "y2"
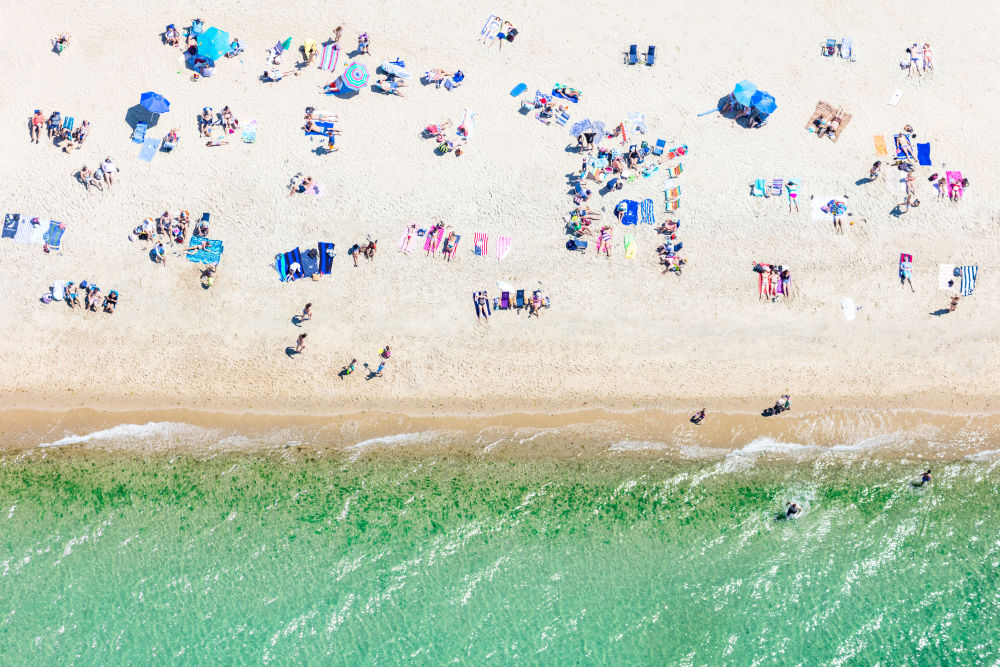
[{"x1": 506, "y1": 28, "x2": 518, "y2": 42}]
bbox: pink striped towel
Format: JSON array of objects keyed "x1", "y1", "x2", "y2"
[
  {"x1": 497, "y1": 235, "x2": 512, "y2": 262},
  {"x1": 430, "y1": 227, "x2": 444, "y2": 252},
  {"x1": 399, "y1": 226, "x2": 416, "y2": 253},
  {"x1": 474, "y1": 233, "x2": 488, "y2": 257},
  {"x1": 319, "y1": 44, "x2": 339, "y2": 71}
]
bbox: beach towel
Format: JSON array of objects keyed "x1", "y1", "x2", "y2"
[
  {"x1": 946, "y1": 171, "x2": 963, "y2": 199},
  {"x1": 624, "y1": 233, "x2": 635, "y2": 259},
  {"x1": 430, "y1": 226, "x2": 445, "y2": 252},
  {"x1": 2, "y1": 214, "x2": 19, "y2": 239},
  {"x1": 938, "y1": 264, "x2": 957, "y2": 290},
  {"x1": 626, "y1": 111, "x2": 648, "y2": 134},
  {"x1": 399, "y1": 228, "x2": 416, "y2": 253},
  {"x1": 497, "y1": 235, "x2": 512, "y2": 262},
  {"x1": 44, "y1": 221, "x2": 65, "y2": 249},
  {"x1": 283, "y1": 247, "x2": 303, "y2": 280},
  {"x1": 13, "y1": 217, "x2": 34, "y2": 244},
  {"x1": 811, "y1": 195, "x2": 843, "y2": 221},
  {"x1": 137, "y1": 136, "x2": 161, "y2": 162},
  {"x1": 894, "y1": 134, "x2": 915, "y2": 161},
  {"x1": 884, "y1": 174, "x2": 908, "y2": 195},
  {"x1": 28, "y1": 219, "x2": 46, "y2": 244},
  {"x1": 380, "y1": 61, "x2": 411, "y2": 79},
  {"x1": 300, "y1": 248, "x2": 319, "y2": 277},
  {"x1": 757, "y1": 264, "x2": 771, "y2": 297},
  {"x1": 448, "y1": 234, "x2": 461, "y2": 259},
  {"x1": 840, "y1": 37, "x2": 854, "y2": 61},
  {"x1": 551, "y1": 88, "x2": 579, "y2": 103},
  {"x1": 482, "y1": 14, "x2": 502, "y2": 41},
  {"x1": 960, "y1": 265, "x2": 978, "y2": 296},
  {"x1": 841, "y1": 297, "x2": 856, "y2": 321},
  {"x1": 618, "y1": 199, "x2": 639, "y2": 225},
  {"x1": 187, "y1": 236, "x2": 224, "y2": 264},
  {"x1": 873, "y1": 135, "x2": 888, "y2": 156},
  {"x1": 474, "y1": 232, "x2": 488, "y2": 257},
  {"x1": 305, "y1": 182, "x2": 324, "y2": 196},
  {"x1": 889, "y1": 90, "x2": 902, "y2": 106},
  {"x1": 319, "y1": 44, "x2": 338, "y2": 71},
  {"x1": 899, "y1": 253, "x2": 913, "y2": 280},
  {"x1": 554, "y1": 110, "x2": 570, "y2": 127},
  {"x1": 422, "y1": 230, "x2": 436, "y2": 253},
  {"x1": 640, "y1": 198, "x2": 655, "y2": 225},
  {"x1": 242, "y1": 120, "x2": 258, "y2": 143},
  {"x1": 916, "y1": 143, "x2": 931, "y2": 166},
  {"x1": 275, "y1": 252, "x2": 288, "y2": 280},
  {"x1": 510, "y1": 83, "x2": 527, "y2": 97},
  {"x1": 318, "y1": 242, "x2": 335, "y2": 274},
  {"x1": 51, "y1": 281, "x2": 66, "y2": 302}
]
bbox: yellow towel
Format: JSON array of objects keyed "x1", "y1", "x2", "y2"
[
  {"x1": 624, "y1": 234, "x2": 636, "y2": 259},
  {"x1": 303, "y1": 39, "x2": 318, "y2": 57},
  {"x1": 873, "y1": 135, "x2": 888, "y2": 156}
]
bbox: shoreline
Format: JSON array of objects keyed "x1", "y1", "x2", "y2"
[{"x1": 5, "y1": 403, "x2": 1000, "y2": 462}]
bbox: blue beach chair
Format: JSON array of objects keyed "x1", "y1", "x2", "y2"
[
  {"x1": 645, "y1": 45, "x2": 656, "y2": 65},
  {"x1": 652, "y1": 138, "x2": 666, "y2": 156},
  {"x1": 625, "y1": 44, "x2": 638, "y2": 65},
  {"x1": 132, "y1": 122, "x2": 147, "y2": 143}
]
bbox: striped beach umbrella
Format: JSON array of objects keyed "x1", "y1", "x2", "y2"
[{"x1": 339, "y1": 61, "x2": 369, "y2": 90}]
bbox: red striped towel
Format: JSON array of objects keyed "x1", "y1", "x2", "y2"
[
  {"x1": 497, "y1": 235, "x2": 512, "y2": 262},
  {"x1": 319, "y1": 44, "x2": 339, "y2": 71},
  {"x1": 474, "y1": 233, "x2": 488, "y2": 257}
]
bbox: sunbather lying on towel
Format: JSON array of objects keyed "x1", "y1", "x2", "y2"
[
  {"x1": 424, "y1": 68, "x2": 454, "y2": 83},
  {"x1": 656, "y1": 219, "x2": 679, "y2": 235},
  {"x1": 555, "y1": 86, "x2": 579, "y2": 101},
  {"x1": 376, "y1": 78, "x2": 406, "y2": 96}
]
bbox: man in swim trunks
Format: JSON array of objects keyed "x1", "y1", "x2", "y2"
[
  {"x1": 786, "y1": 502, "x2": 801, "y2": 517},
  {"x1": 920, "y1": 469, "x2": 932, "y2": 485}
]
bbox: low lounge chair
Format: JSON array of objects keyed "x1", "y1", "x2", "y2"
[
  {"x1": 668, "y1": 163, "x2": 683, "y2": 178},
  {"x1": 822, "y1": 39, "x2": 837, "y2": 57},
  {"x1": 665, "y1": 198, "x2": 680, "y2": 212},
  {"x1": 132, "y1": 122, "x2": 147, "y2": 143},
  {"x1": 645, "y1": 45, "x2": 655, "y2": 65},
  {"x1": 652, "y1": 138, "x2": 666, "y2": 156},
  {"x1": 499, "y1": 291, "x2": 511, "y2": 310},
  {"x1": 625, "y1": 44, "x2": 638, "y2": 65},
  {"x1": 771, "y1": 178, "x2": 784, "y2": 196},
  {"x1": 566, "y1": 238, "x2": 587, "y2": 252},
  {"x1": 665, "y1": 186, "x2": 681, "y2": 200},
  {"x1": 515, "y1": 289, "x2": 525, "y2": 309}
]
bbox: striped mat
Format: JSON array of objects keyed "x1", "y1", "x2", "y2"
[
  {"x1": 13, "y1": 218, "x2": 35, "y2": 244},
  {"x1": 960, "y1": 265, "x2": 978, "y2": 296},
  {"x1": 497, "y1": 235, "x2": 512, "y2": 262},
  {"x1": 473, "y1": 232, "x2": 488, "y2": 257},
  {"x1": 640, "y1": 198, "x2": 655, "y2": 224}
]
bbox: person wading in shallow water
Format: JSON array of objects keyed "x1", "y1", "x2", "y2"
[
  {"x1": 786, "y1": 502, "x2": 801, "y2": 518},
  {"x1": 691, "y1": 409, "x2": 706, "y2": 425}
]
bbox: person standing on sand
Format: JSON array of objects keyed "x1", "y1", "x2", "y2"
[
  {"x1": 295, "y1": 333, "x2": 307, "y2": 354},
  {"x1": 869, "y1": 161, "x2": 881, "y2": 182},
  {"x1": 301, "y1": 303, "x2": 312, "y2": 322},
  {"x1": 950, "y1": 295, "x2": 960, "y2": 312}
]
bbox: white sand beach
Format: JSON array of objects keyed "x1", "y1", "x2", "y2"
[{"x1": 1, "y1": 0, "x2": 998, "y2": 419}]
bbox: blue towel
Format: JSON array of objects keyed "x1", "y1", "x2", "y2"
[
  {"x1": 619, "y1": 199, "x2": 639, "y2": 225},
  {"x1": 274, "y1": 253, "x2": 288, "y2": 280},
  {"x1": 43, "y1": 221, "x2": 65, "y2": 249},
  {"x1": 960, "y1": 265, "x2": 978, "y2": 296},
  {"x1": 551, "y1": 89, "x2": 578, "y2": 102},
  {"x1": 916, "y1": 142, "x2": 931, "y2": 166},
  {"x1": 186, "y1": 236, "x2": 224, "y2": 264},
  {"x1": 640, "y1": 198, "x2": 655, "y2": 225},
  {"x1": 2, "y1": 214, "x2": 19, "y2": 239},
  {"x1": 138, "y1": 136, "x2": 161, "y2": 162},
  {"x1": 301, "y1": 249, "x2": 319, "y2": 277},
  {"x1": 282, "y1": 248, "x2": 303, "y2": 280},
  {"x1": 510, "y1": 83, "x2": 527, "y2": 97},
  {"x1": 318, "y1": 242, "x2": 335, "y2": 274}
]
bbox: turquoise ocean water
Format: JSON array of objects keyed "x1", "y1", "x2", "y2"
[{"x1": 2, "y1": 429, "x2": 999, "y2": 664}]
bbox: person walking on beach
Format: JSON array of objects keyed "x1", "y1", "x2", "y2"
[
  {"x1": 950, "y1": 295, "x2": 960, "y2": 312},
  {"x1": 301, "y1": 303, "x2": 312, "y2": 322},
  {"x1": 691, "y1": 409, "x2": 706, "y2": 425},
  {"x1": 294, "y1": 333, "x2": 307, "y2": 354},
  {"x1": 869, "y1": 161, "x2": 881, "y2": 182}
]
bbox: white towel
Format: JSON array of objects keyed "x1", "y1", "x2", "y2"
[
  {"x1": 51, "y1": 281, "x2": 66, "y2": 301},
  {"x1": 810, "y1": 196, "x2": 839, "y2": 222},
  {"x1": 841, "y1": 297, "x2": 856, "y2": 321},
  {"x1": 884, "y1": 175, "x2": 908, "y2": 195},
  {"x1": 938, "y1": 264, "x2": 956, "y2": 290}
]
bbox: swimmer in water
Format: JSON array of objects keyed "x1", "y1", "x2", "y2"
[
  {"x1": 785, "y1": 502, "x2": 801, "y2": 517},
  {"x1": 691, "y1": 409, "x2": 706, "y2": 425},
  {"x1": 920, "y1": 469, "x2": 931, "y2": 485}
]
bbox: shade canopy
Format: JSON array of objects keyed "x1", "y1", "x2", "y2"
[
  {"x1": 732, "y1": 80, "x2": 757, "y2": 107},
  {"x1": 197, "y1": 27, "x2": 230, "y2": 61},
  {"x1": 139, "y1": 91, "x2": 170, "y2": 114}
]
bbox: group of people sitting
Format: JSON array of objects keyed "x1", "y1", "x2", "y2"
[
  {"x1": 655, "y1": 219, "x2": 686, "y2": 275},
  {"x1": 199, "y1": 106, "x2": 239, "y2": 139},
  {"x1": 811, "y1": 108, "x2": 845, "y2": 139},
  {"x1": 77, "y1": 157, "x2": 117, "y2": 192},
  {"x1": 132, "y1": 210, "x2": 209, "y2": 248},
  {"x1": 422, "y1": 121, "x2": 468, "y2": 157},
  {"x1": 63, "y1": 281, "x2": 118, "y2": 314},
  {"x1": 29, "y1": 110, "x2": 90, "y2": 152},
  {"x1": 347, "y1": 240, "x2": 378, "y2": 266},
  {"x1": 753, "y1": 262, "x2": 791, "y2": 301}
]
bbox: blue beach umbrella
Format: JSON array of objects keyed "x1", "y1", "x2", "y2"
[
  {"x1": 139, "y1": 91, "x2": 170, "y2": 114},
  {"x1": 197, "y1": 26, "x2": 231, "y2": 61},
  {"x1": 751, "y1": 90, "x2": 777, "y2": 115},
  {"x1": 732, "y1": 80, "x2": 757, "y2": 107}
]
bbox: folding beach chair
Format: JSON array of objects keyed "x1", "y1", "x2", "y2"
[
  {"x1": 771, "y1": 178, "x2": 784, "y2": 196},
  {"x1": 668, "y1": 163, "x2": 683, "y2": 178},
  {"x1": 132, "y1": 122, "x2": 147, "y2": 143},
  {"x1": 625, "y1": 44, "x2": 638, "y2": 65},
  {"x1": 665, "y1": 186, "x2": 681, "y2": 200},
  {"x1": 665, "y1": 198, "x2": 680, "y2": 212},
  {"x1": 515, "y1": 290, "x2": 525, "y2": 309},
  {"x1": 822, "y1": 39, "x2": 837, "y2": 57},
  {"x1": 645, "y1": 45, "x2": 656, "y2": 65},
  {"x1": 498, "y1": 291, "x2": 511, "y2": 310},
  {"x1": 62, "y1": 116, "x2": 75, "y2": 131},
  {"x1": 652, "y1": 138, "x2": 666, "y2": 156},
  {"x1": 566, "y1": 238, "x2": 588, "y2": 252}
]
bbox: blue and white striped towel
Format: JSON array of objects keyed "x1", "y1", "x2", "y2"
[
  {"x1": 640, "y1": 198, "x2": 655, "y2": 225},
  {"x1": 960, "y1": 265, "x2": 978, "y2": 296}
]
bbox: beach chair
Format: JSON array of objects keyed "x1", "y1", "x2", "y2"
[
  {"x1": 665, "y1": 198, "x2": 680, "y2": 212},
  {"x1": 515, "y1": 290, "x2": 525, "y2": 309},
  {"x1": 668, "y1": 163, "x2": 683, "y2": 178},
  {"x1": 554, "y1": 110, "x2": 570, "y2": 126},
  {"x1": 771, "y1": 178, "x2": 784, "y2": 196},
  {"x1": 822, "y1": 38, "x2": 838, "y2": 57},
  {"x1": 566, "y1": 238, "x2": 587, "y2": 252},
  {"x1": 62, "y1": 116, "x2": 75, "y2": 131},
  {"x1": 665, "y1": 186, "x2": 681, "y2": 200},
  {"x1": 499, "y1": 291, "x2": 511, "y2": 310},
  {"x1": 645, "y1": 45, "x2": 656, "y2": 65},
  {"x1": 132, "y1": 122, "x2": 147, "y2": 143},
  {"x1": 625, "y1": 44, "x2": 638, "y2": 65},
  {"x1": 652, "y1": 139, "x2": 666, "y2": 156}
]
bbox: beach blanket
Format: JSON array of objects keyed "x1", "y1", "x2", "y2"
[
  {"x1": 474, "y1": 232, "x2": 488, "y2": 257},
  {"x1": 938, "y1": 264, "x2": 957, "y2": 290},
  {"x1": 497, "y1": 235, "x2": 512, "y2": 262},
  {"x1": 242, "y1": 121, "x2": 258, "y2": 143},
  {"x1": 51, "y1": 281, "x2": 66, "y2": 302},
  {"x1": 916, "y1": 142, "x2": 931, "y2": 166},
  {"x1": 422, "y1": 230, "x2": 435, "y2": 253},
  {"x1": 482, "y1": 14, "x2": 502, "y2": 42},
  {"x1": 899, "y1": 253, "x2": 913, "y2": 280},
  {"x1": 380, "y1": 61, "x2": 411, "y2": 79},
  {"x1": 895, "y1": 134, "x2": 915, "y2": 161},
  {"x1": 187, "y1": 236, "x2": 224, "y2": 264},
  {"x1": 319, "y1": 43, "x2": 339, "y2": 71},
  {"x1": 640, "y1": 198, "x2": 655, "y2": 225},
  {"x1": 624, "y1": 233, "x2": 635, "y2": 259},
  {"x1": 29, "y1": 219, "x2": 47, "y2": 244},
  {"x1": 960, "y1": 265, "x2": 978, "y2": 296},
  {"x1": 841, "y1": 297, "x2": 856, "y2": 321},
  {"x1": 946, "y1": 171, "x2": 963, "y2": 199},
  {"x1": 805, "y1": 101, "x2": 852, "y2": 142},
  {"x1": 873, "y1": 135, "x2": 888, "y2": 156},
  {"x1": 448, "y1": 234, "x2": 461, "y2": 259},
  {"x1": 13, "y1": 217, "x2": 34, "y2": 244},
  {"x1": 811, "y1": 196, "x2": 844, "y2": 222},
  {"x1": 554, "y1": 110, "x2": 570, "y2": 127},
  {"x1": 305, "y1": 182, "x2": 324, "y2": 196},
  {"x1": 626, "y1": 112, "x2": 647, "y2": 135},
  {"x1": 300, "y1": 248, "x2": 319, "y2": 277},
  {"x1": 888, "y1": 90, "x2": 902, "y2": 106},
  {"x1": 318, "y1": 242, "x2": 335, "y2": 274},
  {"x1": 884, "y1": 175, "x2": 908, "y2": 195},
  {"x1": 2, "y1": 214, "x2": 19, "y2": 239},
  {"x1": 44, "y1": 221, "x2": 65, "y2": 249},
  {"x1": 430, "y1": 227, "x2": 445, "y2": 252},
  {"x1": 618, "y1": 199, "x2": 639, "y2": 225},
  {"x1": 138, "y1": 136, "x2": 161, "y2": 162},
  {"x1": 399, "y1": 228, "x2": 416, "y2": 253},
  {"x1": 757, "y1": 264, "x2": 771, "y2": 297},
  {"x1": 282, "y1": 248, "x2": 303, "y2": 280}
]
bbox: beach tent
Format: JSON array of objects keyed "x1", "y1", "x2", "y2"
[{"x1": 197, "y1": 27, "x2": 230, "y2": 61}]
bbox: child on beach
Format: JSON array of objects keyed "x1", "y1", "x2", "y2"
[
  {"x1": 340, "y1": 359, "x2": 357, "y2": 378},
  {"x1": 869, "y1": 161, "x2": 881, "y2": 182}
]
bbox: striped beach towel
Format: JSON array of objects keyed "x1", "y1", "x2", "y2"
[
  {"x1": 640, "y1": 198, "x2": 655, "y2": 224},
  {"x1": 497, "y1": 235, "x2": 512, "y2": 261},
  {"x1": 448, "y1": 234, "x2": 461, "y2": 259},
  {"x1": 474, "y1": 233, "x2": 488, "y2": 257},
  {"x1": 430, "y1": 227, "x2": 445, "y2": 252},
  {"x1": 319, "y1": 43, "x2": 339, "y2": 71},
  {"x1": 554, "y1": 110, "x2": 570, "y2": 127},
  {"x1": 422, "y1": 230, "x2": 435, "y2": 253},
  {"x1": 960, "y1": 265, "x2": 978, "y2": 296},
  {"x1": 13, "y1": 217, "x2": 33, "y2": 244}
]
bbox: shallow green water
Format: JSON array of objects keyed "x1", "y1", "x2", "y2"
[{"x1": 1, "y1": 452, "x2": 998, "y2": 664}]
